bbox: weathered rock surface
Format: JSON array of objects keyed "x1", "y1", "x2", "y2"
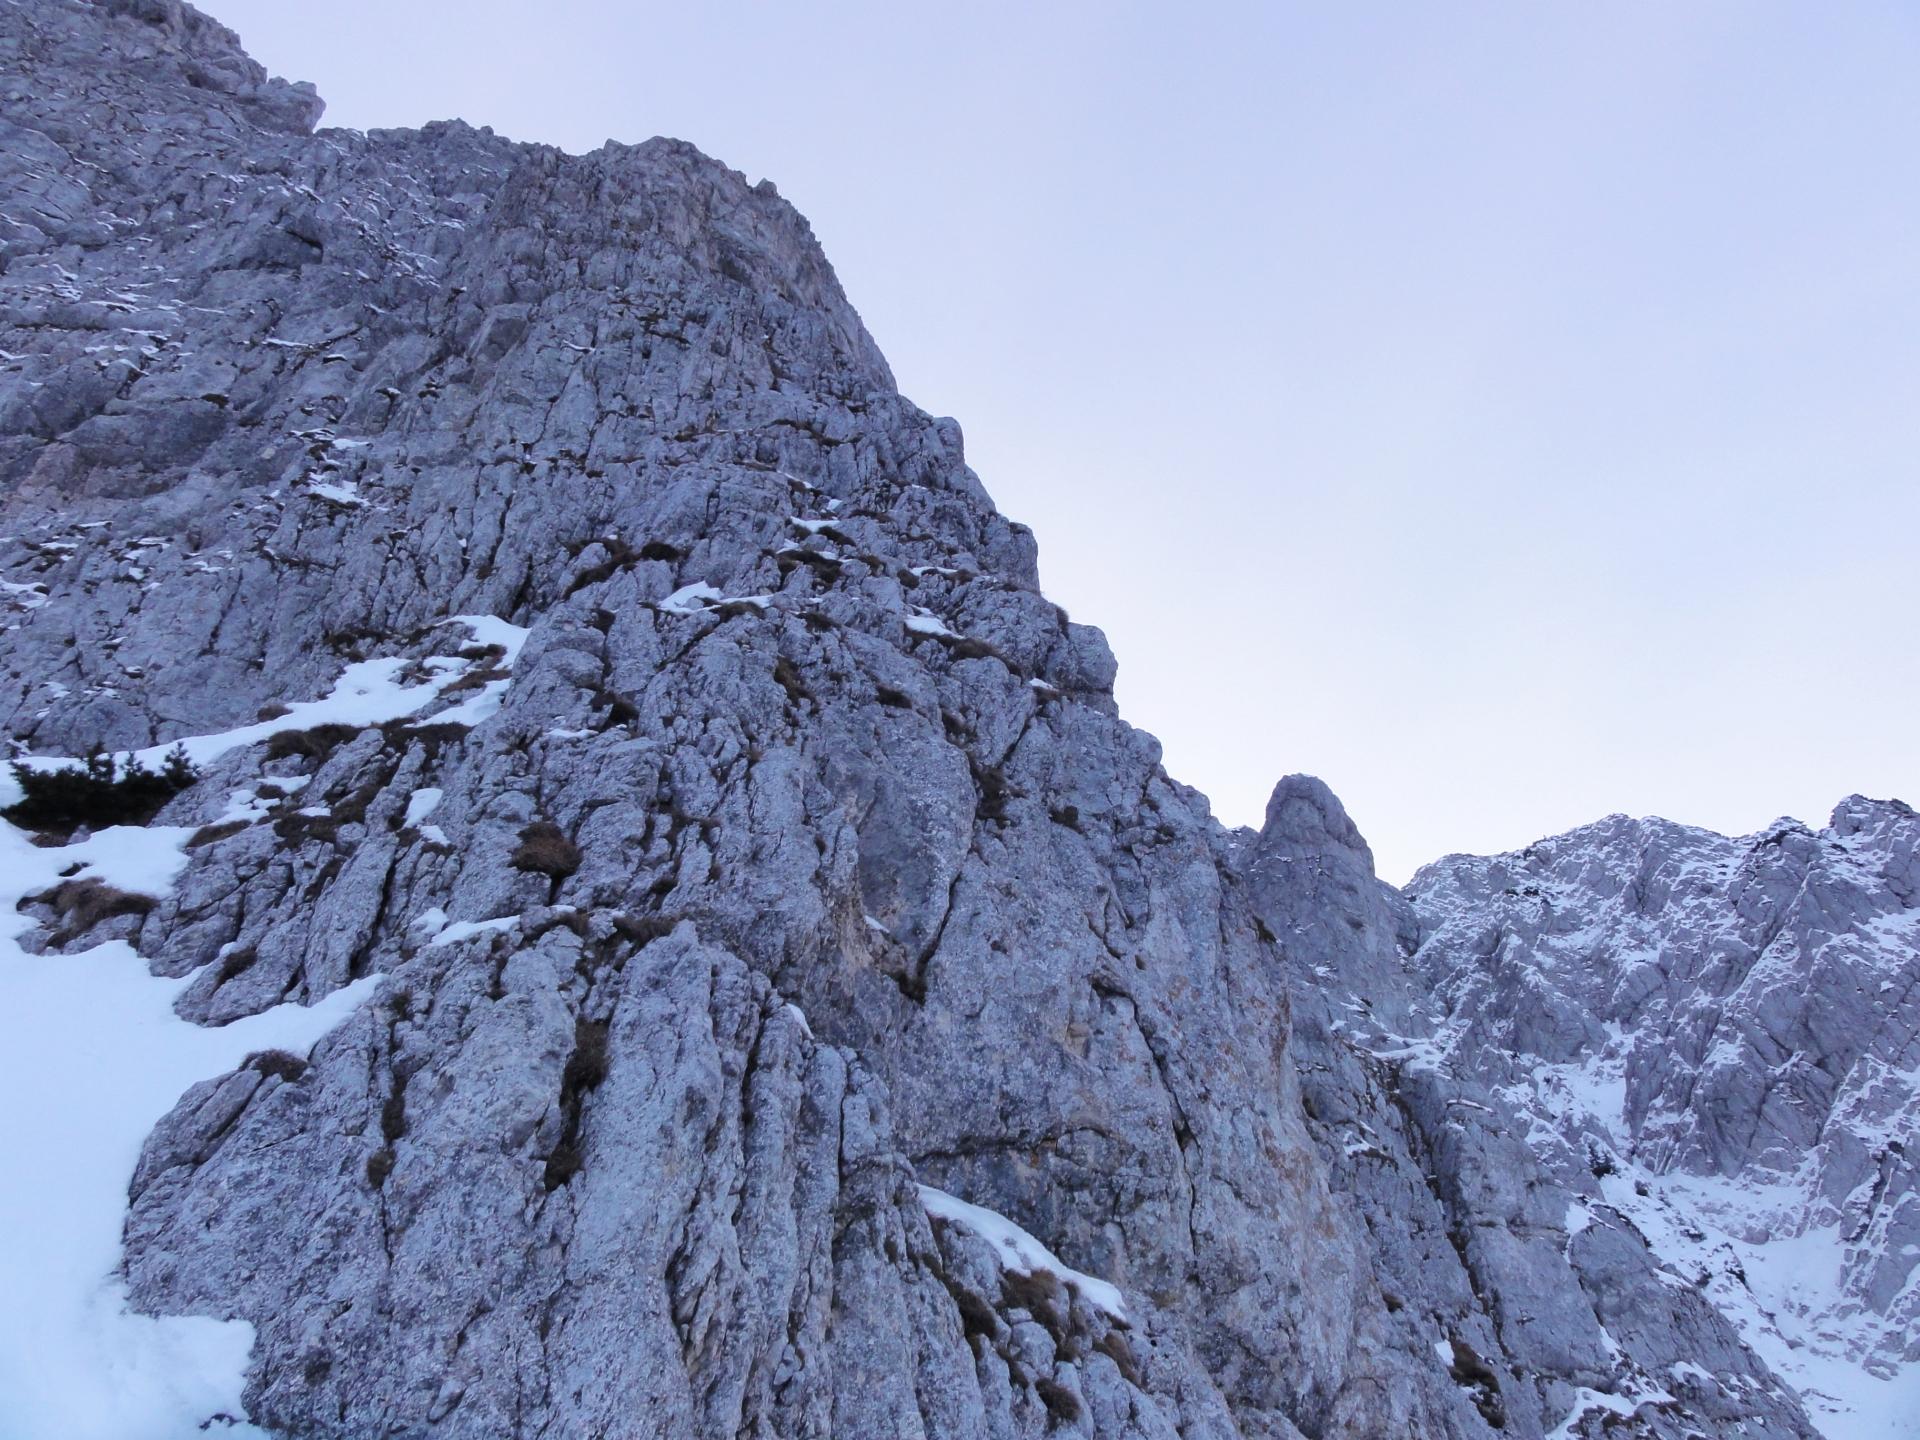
[
  {"x1": 0, "y1": 2, "x2": 1889, "y2": 1437},
  {"x1": 1405, "y1": 798, "x2": 1920, "y2": 1434},
  {"x1": 1237, "y1": 778, "x2": 1826, "y2": 1438}
]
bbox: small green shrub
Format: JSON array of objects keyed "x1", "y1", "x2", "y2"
[
  {"x1": 328, "y1": 779, "x2": 383, "y2": 829},
  {"x1": 563, "y1": 1020, "x2": 610, "y2": 1093},
  {"x1": 528, "y1": 909, "x2": 591, "y2": 942},
  {"x1": 187, "y1": 819, "x2": 250, "y2": 848},
  {"x1": 380, "y1": 1090, "x2": 407, "y2": 1143},
  {"x1": 1446, "y1": 1337, "x2": 1506, "y2": 1428},
  {"x1": 564, "y1": 537, "x2": 640, "y2": 597},
  {"x1": 1094, "y1": 1330, "x2": 1142, "y2": 1385},
  {"x1": 5, "y1": 744, "x2": 198, "y2": 831},
  {"x1": 972, "y1": 762, "x2": 1012, "y2": 824},
  {"x1": 365, "y1": 1148, "x2": 395, "y2": 1187},
  {"x1": 437, "y1": 665, "x2": 509, "y2": 696},
  {"x1": 612, "y1": 913, "x2": 675, "y2": 948},
  {"x1": 542, "y1": 1140, "x2": 583, "y2": 1190},
  {"x1": 379, "y1": 719, "x2": 468, "y2": 757},
  {"x1": 264, "y1": 723, "x2": 359, "y2": 762},
  {"x1": 775, "y1": 549, "x2": 843, "y2": 583},
  {"x1": 773, "y1": 656, "x2": 812, "y2": 706},
  {"x1": 999, "y1": 1268, "x2": 1066, "y2": 1329},
  {"x1": 273, "y1": 811, "x2": 339, "y2": 848},
  {"x1": 542, "y1": 1017, "x2": 610, "y2": 1191},
  {"x1": 512, "y1": 821, "x2": 582, "y2": 878},
  {"x1": 941, "y1": 634, "x2": 1003, "y2": 663},
  {"x1": 248, "y1": 1050, "x2": 308, "y2": 1082},
  {"x1": 216, "y1": 947, "x2": 258, "y2": 984},
  {"x1": 1034, "y1": 1377, "x2": 1083, "y2": 1426},
  {"x1": 947, "y1": 1283, "x2": 997, "y2": 1341},
  {"x1": 590, "y1": 687, "x2": 638, "y2": 727},
  {"x1": 34, "y1": 878, "x2": 155, "y2": 942}
]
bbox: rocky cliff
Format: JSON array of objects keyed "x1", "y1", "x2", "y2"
[
  {"x1": 1404, "y1": 798, "x2": 1920, "y2": 1435},
  {"x1": 0, "y1": 3, "x2": 1900, "y2": 1438}
]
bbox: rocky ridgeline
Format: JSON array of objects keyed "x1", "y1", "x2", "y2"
[{"x1": 0, "y1": 2, "x2": 1903, "y2": 1437}]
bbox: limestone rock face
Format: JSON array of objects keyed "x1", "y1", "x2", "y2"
[
  {"x1": 0, "y1": 3, "x2": 1875, "y2": 1438},
  {"x1": 1238, "y1": 778, "x2": 1823, "y2": 1439},
  {"x1": 1404, "y1": 798, "x2": 1920, "y2": 1435}
]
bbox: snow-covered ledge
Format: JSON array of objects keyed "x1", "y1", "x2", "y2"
[
  {"x1": 917, "y1": 1184, "x2": 1127, "y2": 1321},
  {"x1": 0, "y1": 624, "x2": 538, "y2": 1437}
]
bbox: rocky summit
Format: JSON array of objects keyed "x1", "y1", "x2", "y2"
[{"x1": 0, "y1": 3, "x2": 1910, "y2": 1438}]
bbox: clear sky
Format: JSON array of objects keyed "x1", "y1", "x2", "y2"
[{"x1": 210, "y1": 1, "x2": 1919, "y2": 882}]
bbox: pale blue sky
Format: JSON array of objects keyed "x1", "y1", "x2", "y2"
[{"x1": 213, "y1": 1, "x2": 1919, "y2": 880}]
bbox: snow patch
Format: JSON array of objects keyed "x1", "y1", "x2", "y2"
[
  {"x1": 424, "y1": 915, "x2": 519, "y2": 949},
  {"x1": 402, "y1": 788, "x2": 443, "y2": 828},
  {"x1": 0, "y1": 815, "x2": 380, "y2": 1439},
  {"x1": 7, "y1": 620, "x2": 521, "y2": 785},
  {"x1": 433, "y1": 678, "x2": 511, "y2": 727},
  {"x1": 658, "y1": 583, "x2": 722, "y2": 615},
  {"x1": 903, "y1": 608, "x2": 956, "y2": 638},
  {"x1": 917, "y1": 1184, "x2": 1126, "y2": 1320},
  {"x1": 410, "y1": 907, "x2": 449, "y2": 936},
  {"x1": 1547, "y1": 1387, "x2": 1642, "y2": 1439},
  {"x1": 306, "y1": 479, "x2": 364, "y2": 507},
  {"x1": 445, "y1": 614, "x2": 531, "y2": 667}
]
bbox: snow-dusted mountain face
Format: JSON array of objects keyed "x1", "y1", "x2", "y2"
[
  {"x1": 1405, "y1": 799, "x2": 1920, "y2": 1436},
  {"x1": 0, "y1": 3, "x2": 1886, "y2": 1438}
]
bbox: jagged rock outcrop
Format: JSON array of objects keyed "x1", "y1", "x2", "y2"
[
  {"x1": 1405, "y1": 798, "x2": 1920, "y2": 1435},
  {"x1": 0, "y1": 3, "x2": 1878, "y2": 1437},
  {"x1": 1237, "y1": 778, "x2": 1824, "y2": 1438}
]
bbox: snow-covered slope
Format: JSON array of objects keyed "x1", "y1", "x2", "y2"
[{"x1": 1407, "y1": 798, "x2": 1920, "y2": 1437}]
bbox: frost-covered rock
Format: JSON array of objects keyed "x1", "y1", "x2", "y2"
[{"x1": 0, "y1": 2, "x2": 1866, "y2": 1438}]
